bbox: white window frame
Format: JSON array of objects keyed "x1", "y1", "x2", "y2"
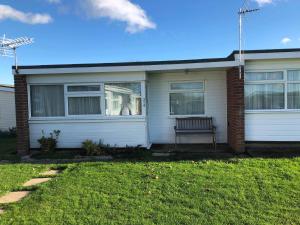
[
  {"x1": 245, "y1": 69, "x2": 300, "y2": 113},
  {"x1": 28, "y1": 84, "x2": 66, "y2": 120},
  {"x1": 287, "y1": 70, "x2": 300, "y2": 110},
  {"x1": 168, "y1": 80, "x2": 206, "y2": 117},
  {"x1": 28, "y1": 81, "x2": 146, "y2": 120},
  {"x1": 104, "y1": 81, "x2": 146, "y2": 118},
  {"x1": 65, "y1": 83, "x2": 103, "y2": 118}
]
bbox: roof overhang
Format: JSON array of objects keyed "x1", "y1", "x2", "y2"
[
  {"x1": 0, "y1": 86, "x2": 14, "y2": 92},
  {"x1": 13, "y1": 48, "x2": 300, "y2": 75},
  {"x1": 232, "y1": 49, "x2": 300, "y2": 62},
  {"x1": 15, "y1": 60, "x2": 238, "y2": 75}
]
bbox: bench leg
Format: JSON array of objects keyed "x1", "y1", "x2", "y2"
[
  {"x1": 212, "y1": 133, "x2": 217, "y2": 150},
  {"x1": 175, "y1": 133, "x2": 177, "y2": 150}
]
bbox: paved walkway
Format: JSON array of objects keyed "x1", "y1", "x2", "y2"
[
  {"x1": 0, "y1": 191, "x2": 31, "y2": 204},
  {"x1": 23, "y1": 178, "x2": 52, "y2": 187},
  {"x1": 0, "y1": 168, "x2": 63, "y2": 215},
  {"x1": 40, "y1": 170, "x2": 60, "y2": 176}
]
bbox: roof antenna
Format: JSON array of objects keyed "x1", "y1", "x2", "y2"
[
  {"x1": 238, "y1": 2, "x2": 259, "y2": 79},
  {"x1": 0, "y1": 34, "x2": 34, "y2": 74}
]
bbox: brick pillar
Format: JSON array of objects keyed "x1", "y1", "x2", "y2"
[
  {"x1": 226, "y1": 67, "x2": 245, "y2": 153},
  {"x1": 14, "y1": 75, "x2": 30, "y2": 155}
]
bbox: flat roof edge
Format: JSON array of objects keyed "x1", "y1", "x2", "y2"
[{"x1": 12, "y1": 48, "x2": 300, "y2": 71}]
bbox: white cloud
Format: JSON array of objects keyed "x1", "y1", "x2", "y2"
[
  {"x1": 83, "y1": 0, "x2": 156, "y2": 33},
  {"x1": 254, "y1": 0, "x2": 273, "y2": 6},
  {"x1": 281, "y1": 37, "x2": 292, "y2": 45},
  {"x1": 0, "y1": 4, "x2": 53, "y2": 24},
  {"x1": 47, "y1": 0, "x2": 61, "y2": 4}
]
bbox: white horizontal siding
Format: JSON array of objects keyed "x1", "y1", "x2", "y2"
[
  {"x1": 27, "y1": 72, "x2": 146, "y2": 84},
  {"x1": 245, "y1": 59, "x2": 300, "y2": 71},
  {"x1": 245, "y1": 113, "x2": 300, "y2": 141},
  {"x1": 147, "y1": 71, "x2": 227, "y2": 144},
  {"x1": 27, "y1": 71, "x2": 148, "y2": 148},
  {"x1": 0, "y1": 91, "x2": 16, "y2": 131},
  {"x1": 29, "y1": 120, "x2": 147, "y2": 148},
  {"x1": 245, "y1": 59, "x2": 300, "y2": 141}
]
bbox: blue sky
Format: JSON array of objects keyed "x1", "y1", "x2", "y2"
[{"x1": 1, "y1": 0, "x2": 300, "y2": 84}]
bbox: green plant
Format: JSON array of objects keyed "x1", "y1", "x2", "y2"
[
  {"x1": 82, "y1": 139, "x2": 106, "y2": 156},
  {"x1": 38, "y1": 130, "x2": 61, "y2": 152}
]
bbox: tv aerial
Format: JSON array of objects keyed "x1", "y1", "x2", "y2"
[
  {"x1": 0, "y1": 34, "x2": 34, "y2": 73},
  {"x1": 238, "y1": 0, "x2": 259, "y2": 79}
]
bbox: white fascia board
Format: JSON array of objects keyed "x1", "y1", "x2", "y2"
[
  {"x1": 16, "y1": 61, "x2": 239, "y2": 75},
  {"x1": 0, "y1": 87, "x2": 14, "y2": 92},
  {"x1": 234, "y1": 52, "x2": 300, "y2": 61}
]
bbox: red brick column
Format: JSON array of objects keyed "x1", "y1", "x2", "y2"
[
  {"x1": 227, "y1": 67, "x2": 245, "y2": 153},
  {"x1": 14, "y1": 75, "x2": 30, "y2": 155}
]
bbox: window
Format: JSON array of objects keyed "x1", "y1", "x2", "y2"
[
  {"x1": 66, "y1": 85, "x2": 102, "y2": 115},
  {"x1": 245, "y1": 72, "x2": 284, "y2": 110},
  {"x1": 245, "y1": 70, "x2": 300, "y2": 111},
  {"x1": 105, "y1": 83, "x2": 142, "y2": 116},
  {"x1": 245, "y1": 72, "x2": 284, "y2": 81},
  {"x1": 245, "y1": 84, "x2": 284, "y2": 110},
  {"x1": 30, "y1": 85, "x2": 65, "y2": 117},
  {"x1": 288, "y1": 70, "x2": 300, "y2": 109},
  {"x1": 169, "y1": 82, "x2": 204, "y2": 115}
]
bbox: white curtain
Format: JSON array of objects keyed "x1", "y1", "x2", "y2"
[
  {"x1": 170, "y1": 92, "x2": 204, "y2": 115},
  {"x1": 67, "y1": 85, "x2": 100, "y2": 92},
  {"x1": 68, "y1": 97, "x2": 101, "y2": 115},
  {"x1": 245, "y1": 84, "x2": 284, "y2": 110},
  {"x1": 288, "y1": 84, "x2": 300, "y2": 109},
  {"x1": 30, "y1": 85, "x2": 65, "y2": 117}
]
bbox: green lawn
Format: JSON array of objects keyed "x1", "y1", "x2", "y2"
[
  {"x1": 0, "y1": 158, "x2": 299, "y2": 225},
  {"x1": 0, "y1": 164, "x2": 49, "y2": 196}
]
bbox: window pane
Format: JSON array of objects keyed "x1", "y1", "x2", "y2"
[
  {"x1": 170, "y1": 92, "x2": 204, "y2": 115},
  {"x1": 288, "y1": 84, "x2": 300, "y2": 109},
  {"x1": 170, "y1": 82, "x2": 204, "y2": 90},
  {"x1": 68, "y1": 97, "x2": 101, "y2": 115},
  {"x1": 245, "y1": 84, "x2": 284, "y2": 110},
  {"x1": 288, "y1": 70, "x2": 300, "y2": 81},
  {"x1": 68, "y1": 85, "x2": 100, "y2": 92},
  {"x1": 30, "y1": 85, "x2": 65, "y2": 117},
  {"x1": 245, "y1": 72, "x2": 283, "y2": 81},
  {"x1": 105, "y1": 83, "x2": 142, "y2": 116}
]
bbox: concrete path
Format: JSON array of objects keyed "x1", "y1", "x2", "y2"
[
  {"x1": 0, "y1": 191, "x2": 31, "y2": 204},
  {"x1": 23, "y1": 178, "x2": 51, "y2": 187},
  {"x1": 40, "y1": 170, "x2": 60, "y2": 176}
]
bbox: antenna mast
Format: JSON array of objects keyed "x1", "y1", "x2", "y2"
[
  {"x1": 238, "y1": 6, "x2": 259, "y2": 79},
  {"x1": 0, "y1": 35, "x2": 34, "y2": 74}
]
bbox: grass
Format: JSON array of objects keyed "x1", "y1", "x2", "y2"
[
  {"x1": 0, "y1": 158, "x2": 299, "y2": 224},
  {"x1": 0, "y1": 164, "x2": 50, "y2": 196},
  {"x1": 0, "y1": 137, "x2": 19, "y2": 160}
]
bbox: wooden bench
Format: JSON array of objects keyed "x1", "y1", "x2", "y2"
[{"x1": 174, "y1": 117, "x2": 216, "y2": 149}]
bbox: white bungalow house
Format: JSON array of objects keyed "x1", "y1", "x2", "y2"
[
  {"x1": 13, "y1": 48, "x2": 300, "y2": 155},
  {"x1": 0, "y1": 85, "x2": 16, "y2": 131}
]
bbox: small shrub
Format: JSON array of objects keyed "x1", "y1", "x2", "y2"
[
  {"x1": 38, "y1": 130, "x2": 61, "y2": 152},
  {"x1": 82, "y1": 140, "x2": 106, "y2": 156}
]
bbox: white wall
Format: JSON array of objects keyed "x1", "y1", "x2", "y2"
[
  {"x1": 29, "y1": 120, "x2": 147, "y2": 148},
  {"x1": 147, "y1": 70, "x2": 228, "y2": 144},
  {"x1": 245, "y1": 112, "x2": 300, "y2": 141},
  {"x1": 0, "y1": 90, "x2": 16, "y2": 131},
  {"x1": 27, "y1": 72, "x2": 148, "y2": 148},
  {"x1": 245, "y1": 59, "x2": 300, "y2": 141}
]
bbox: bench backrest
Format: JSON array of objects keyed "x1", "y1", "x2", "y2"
[{"x1": 176, "y1": 117, "x2": 213, "y2": 130}]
